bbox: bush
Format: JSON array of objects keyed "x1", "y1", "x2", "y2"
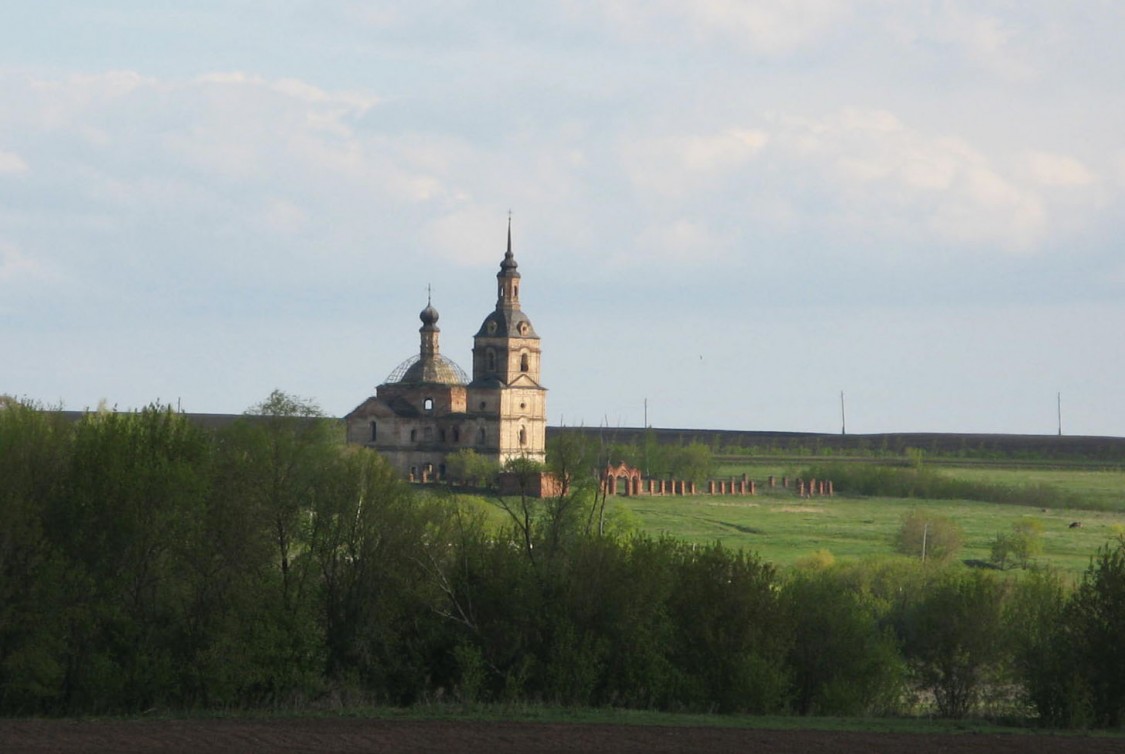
[{"x1": 895, "y1": 510, "x2": 964, "y2": 564}]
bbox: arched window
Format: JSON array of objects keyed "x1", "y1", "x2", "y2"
[
  {"x1": 520, "y1": 352, "x2": 529, "y2": 372},
  {"x1": 486, "y1": 349, "x2": 496, "y2": 372},
  {"x1": 440, "y1": 428, "x2": 446, "y2": 443},
  {"x1": 423, "y1": 397, "x2": 434, "y2": 411},
  {"x1": 477, "y1": 427, "x2": 486, "y2": 445},
  {"x1": 370, "y1": 421, "x2": 377, "y2": 442},
  {"x1": 519, "y1": 427, "x2": 527, "y2": 446},
  {"x1": 410, "y1": 428, "x2": 417, "y2": 442},
  {"x1": 453, "y1": 426, "x2": 460, "y2": 442},
  {"x1": 424, "y1": 426, "x2": 433, "y2": 442}
]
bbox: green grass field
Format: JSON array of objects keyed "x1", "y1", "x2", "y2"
[{"x1": 614, "y1": 463, "x2": 1125, "y2": 579}]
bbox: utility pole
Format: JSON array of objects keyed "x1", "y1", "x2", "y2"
[
  {"x1": 921, "y1": 522, "x2": 930, "y2": 565},
  {"x1": 1057, "y1": 392, "x2": 1062, "y2": 436},
  {"x1": 840, "y1": 390, "x2": 846, "y2": 435},
  {"x1": 643, "y1": 397, "x2": 649, "y2": 477}
]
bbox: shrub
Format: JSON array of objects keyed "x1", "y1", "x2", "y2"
[{"x1": 895, "y1": 510, "x2": 964, "y2": 564}]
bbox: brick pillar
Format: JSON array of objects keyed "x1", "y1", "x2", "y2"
[
  {"x1": 768, "y1": 475, "x2": 776, "y2": 488},
  {"x1": 808, "y1": 478, "x2": 817, "y2": 496},
  {"x1": 749, "y1": 480, "x2": 756, "y2": 495},
  {"x1": 708, "y1": 480, "x2": 715, "y2": 494},
  {"x1": 782, "y1": 476, "x2": 789, "y2": 488},
  {"x1": 827, "y1": 480, "x2": 834, "y2": 496},
  {"x1": 796, "y1": 479, "x2": 805, "y2": 497},
  {"x1": 689, "y1": 481, "x2": 697, "y2": 495},
  {"x1": 818, "y1": 480, "x2": 826, "y2": 495}
]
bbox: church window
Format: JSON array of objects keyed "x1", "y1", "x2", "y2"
[
  {"x1": 520, "y1": 353, "x2": 529, "y2": 372},
  {"x1": 486, "y1": 349, "x2": 496, "y2": 372},
  {"x1": 477, "y1": 427, "x2": 486, "y2": 445},
  {"x1": 370, "y1": 421, "x2": 377, "y2": 442},
  {"x1": 515, "y1": 284, "x2": 519, "y2": 298},
  {"x1": 424, "y1": 426, "x2": 433, "y2": 442},
  {"x1": 479, "y1": 401, "x2": 486, "y2": 410},
  {"x1": 440, "y1": 428, "x2": 446, "y2": 443},
  {"x1": 519, "y1": 427, "x2": 527, "y2": 446},
  {"x1": 424, "y1": 397, "x2": 434, "y2": 412},
  {"x1": 410, "y1": 429, "x2": 417, "y2": 442}
]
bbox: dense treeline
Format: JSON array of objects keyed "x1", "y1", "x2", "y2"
[{"x1": 2, "y1": 397, "x2": 1124, "y2": 726}]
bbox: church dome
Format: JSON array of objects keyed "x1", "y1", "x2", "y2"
[
  {"x1": 384, "y1": 353, "x2": 468, "y2": 386},
  {"x1": 475, "y1": 309, "x2": 538, "y2": 338},
  {"x1": 420, "y1": 302, "x2": 439, "y2": 327}
]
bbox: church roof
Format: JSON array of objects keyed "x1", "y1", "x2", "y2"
[
  {"x1": 384, "y1": 353, "x2": 469, "y2": 386},
  {"x1": 474, "y1": 308, "x2": 539, "y2": 339}
]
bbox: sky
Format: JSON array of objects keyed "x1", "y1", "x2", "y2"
[{"x1": 1, "y1": 1, "x2": 1123, "y2": 436}]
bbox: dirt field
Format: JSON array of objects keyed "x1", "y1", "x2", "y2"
[{"x1": 1, "y1": 718, "x2": 1121, "y2": 754}]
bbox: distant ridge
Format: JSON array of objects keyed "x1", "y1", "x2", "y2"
[
  {"x1": 547, "y1": 426, "x2": 1125, "y2": 462},
  {"x1": 40, "y1": 411, "x2": 1125, "y2": 461}
]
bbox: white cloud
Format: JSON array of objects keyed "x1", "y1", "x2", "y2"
[
  {"x1": 422, "y1": 206, "x2": 507, "y2": 267},
  {"x1": 0, "y1": 149, "x2": 28, "y2": 173},
  {"x1": 0, "y1": 243, "x2": 49, "y2": 282},
  {"x1": 623, "y1": 128, "x2": 769, "y2": 196},
  {"x1": 632, "y1": 219, "x2": 724, "y2": 266},
  {"x1": 585, "y1": 0, "x2": 854, "y2": 55},
  {"x1": 1025, "y1": 151, "x2": 1095, "y2": 188}
]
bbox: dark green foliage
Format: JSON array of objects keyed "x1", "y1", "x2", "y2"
[
  {"x1": 895, "y1": 569, "x2": 1010, "y2": 718},
  {"x1": 1037, "y1": 537, "x2": 1125, "y2": 728},
  {"x1": 5, "y1": 397, "x2": 1125, "y2": 726},
  {"x1": 782, "y1": 570, "x2": 904, "y2": 716}
]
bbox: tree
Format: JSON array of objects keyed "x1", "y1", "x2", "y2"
[
  {"x1": 895, "y1": 509, "x2": 964, "y2": 564},
  {"x1": 446, "y1": 449, "x2": 499, "y2": 489},
  {"x1": 897, "y1": 570, "x2": 1010, "y2": 718},
  {"x1": 1060, "y1": 536, "x2": 1125, "y2": 727},
  {"x1": 782, "y1": 569, "x2": 904, "y2": 715},
  {"x1": 0, "y1": 401, "x2": 71, "y2": 712},
  {"x1": 989, "y1": 518, "x2": 1044, "y2": 570},
  {"x1": 666, "y1": 442, "x2": 713, "y2": 484}
]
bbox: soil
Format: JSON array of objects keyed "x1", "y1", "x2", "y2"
[{"x1": 1, "y1": 718, "x2": 1120, "y2": 754}]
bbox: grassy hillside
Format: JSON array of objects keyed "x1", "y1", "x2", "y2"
[{"x1": 614, "y1": 462, "x2": 1125, "y2": 579}]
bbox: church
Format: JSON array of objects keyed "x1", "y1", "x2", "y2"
[{"x1": 345, "y1": 222, "x2": 547, "y2": 481}]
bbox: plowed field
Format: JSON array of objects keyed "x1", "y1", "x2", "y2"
[{"x1": 1, "y1": 718, "x2": 1119, "y2": 753}]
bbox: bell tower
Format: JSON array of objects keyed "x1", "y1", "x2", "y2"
[{"x1": 469, "y1": 219, "x2": 546, "y2": 466}]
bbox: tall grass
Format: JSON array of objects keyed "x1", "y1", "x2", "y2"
[{"x1": 804, "y1": 463, "x2": 1098, "y2": 511}]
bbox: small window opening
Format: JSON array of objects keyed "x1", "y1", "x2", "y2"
[
  {"x1": 520, "y1": 353, "x2": 529, "y2": 372},
  {"x1": 424, "y1": 426, "x2": 433, "y2": 442},
  {"x1": 486, "y1": 349, "x2": 496, "y2": 372},
  {"x1": 410, "y1": 428, "x2": 417, "y2": 442},
  {"x1": 479, "y1": 401, "x2": 486, "y2": 411},
  {"x1": 370, "y1": 421, "x2": 377, "y2": 442},
  {"x1": 519, "y1": 427, "x2": 527, "y2": 446},
  {"x1": 440, "y1": 428, "x2": 446, "y2": 443},
  {"x1": 477, "y1": 427, "x2": 486, "y2": 445},
  {"x1": 453, "y1": 427, "x2": 461, "y2": 442},
  {"x1": 423, "y1": 397, "x2": 434, "y2": 411}
]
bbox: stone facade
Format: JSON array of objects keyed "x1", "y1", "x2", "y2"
[{"x1": 345, "y1": 223, "x2": 547, "y2": 479}]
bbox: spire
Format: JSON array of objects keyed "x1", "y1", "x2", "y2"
[{"x1": 501, "y1": 213, "x2": 518, "y2": 272}]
